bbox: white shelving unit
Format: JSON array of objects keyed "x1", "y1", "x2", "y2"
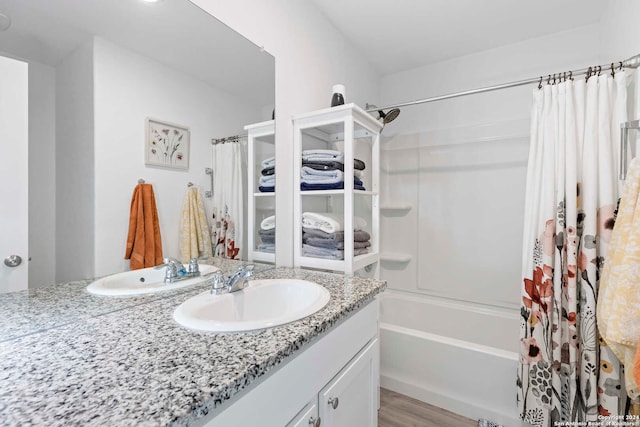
[
  {"x1": 292, "y1": 104, "x2": 383, "y2": 276},
  {"x1": 246, "y1": 120, "x2": 275, "y2": 264}
]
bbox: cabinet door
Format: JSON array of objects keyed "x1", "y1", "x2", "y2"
[
  {"x1": 286, "y1": 399, "x2": 321, "y2": 427},
  {"x1": 319, "y1": 338, "x2": 378, "y2": 427}
]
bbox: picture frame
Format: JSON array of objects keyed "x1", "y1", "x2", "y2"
[{"x1": 145, "y1": 117, "x2": 190, "y2": 170}]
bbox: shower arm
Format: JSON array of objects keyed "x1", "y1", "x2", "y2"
[{"x1": 367, "y1": 53, "x2": 640, "y2": 113}]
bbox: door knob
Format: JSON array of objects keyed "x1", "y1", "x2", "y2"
[
  {"x1": 4, "y1": 255, "x2": 22, "y2": 267},
  {"x1": 327, "y1": 397, "x2": 339, "y2": 409}
]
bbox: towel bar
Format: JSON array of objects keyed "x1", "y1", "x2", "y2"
[
  {"x1": 205, "y1": 168, "x2": 213, "y2": 198},
  {"x1": 620, "y1": 120, "x2": 640, "y2": 180}
]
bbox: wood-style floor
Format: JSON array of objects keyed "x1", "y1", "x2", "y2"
[{"x1": 378, "y1": 388, "x2": 477, "y2": 427}]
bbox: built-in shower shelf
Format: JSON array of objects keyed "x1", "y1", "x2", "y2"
[
  {"x1": 380, "y1": 253, "x2": 412, "y2": 263},
  {"x1": 380, "y1": 203, "x2": 412, "y2": 215}
]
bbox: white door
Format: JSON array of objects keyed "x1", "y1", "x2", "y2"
[{"x1": 0, "y1": 55, "x2": 29, "y2": 292}]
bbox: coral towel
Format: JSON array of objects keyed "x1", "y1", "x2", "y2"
[
  {"x1": 598, "y1": 156, "x2": 640, "y2": 399},
  {"x1": 124, "y1": 183, "x2": 163, "y2": 270},
  {"x1": 179, "y1": 186, "x2": 213, "y2": 263}
]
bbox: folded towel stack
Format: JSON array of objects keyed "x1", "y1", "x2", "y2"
[
  {"x1": 301, "y1": 212, "x2": 370, "y2": 260},
  {"x1": 259, "y1": 156, "x2": 275, "y2": 192},
  {"x1": 258, "y1": 215, "x2": 275, "y2": 253},
  {"x1": 301, "y1": 149, "x2": 366, "y2": 191}
]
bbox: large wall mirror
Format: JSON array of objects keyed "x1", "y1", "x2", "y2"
[{"x1": 0, "y1": 0, "x2": 275, "y2": 291}]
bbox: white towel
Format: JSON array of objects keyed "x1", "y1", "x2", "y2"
[
  {"x1": 301, "y1": 166, "x2": 343, "y2": 184},
  {"x1": 260, "y1": 215, "x2": 275, "y2": 230},
  {"x1": 302, "y1": 149, "x2": 344, "y2": 163},
  {"x1": 302, "y1": 212, "x2": 366, "y2": 233},
  {"x1": 259, "y1": 175, "x2": 275, "y2": 186},
  {"x1": 261, "y1": 156, "x2": 275, "y2": 168}
]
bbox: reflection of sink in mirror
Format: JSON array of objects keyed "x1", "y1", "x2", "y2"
[
  {"x1": 173, "y1": 279, "x2": 331, "y2": 333},
  {"x1": 87, "y1": 264, "x2": 219, "y2": 296}
]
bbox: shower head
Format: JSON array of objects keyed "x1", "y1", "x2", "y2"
[
  {"x1": 379, "y1": 108, "x2": 400, "y2": 124},
  {"x1": 365, "y1": 103, "x2": 400, "y2": 127}
]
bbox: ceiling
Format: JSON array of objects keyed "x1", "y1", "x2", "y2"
[
  {"x1": 310, "y1": 0, "x2": 609, "y2": 75},
  {"x1": 0, "y1": 0, "x2": 274, "y2": 106}
]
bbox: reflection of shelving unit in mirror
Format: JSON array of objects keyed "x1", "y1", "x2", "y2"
[
  {"x1": 293, "y1": 104, "x2": 382, "y2": 277},
  {"x1": 246, "y1": 120, "x2": 275, "y2": 263}
]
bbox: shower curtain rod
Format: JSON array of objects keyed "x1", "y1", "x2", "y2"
[
  {"x1": 211, "y1": 134, "x2": 247, "y2": 145},
  {"x1": 367, "y1": 53, "x2": 640, "y2": 113}
]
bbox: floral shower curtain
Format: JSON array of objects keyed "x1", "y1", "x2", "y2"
[
  {"x1": 518, "y1": 70, "x2": 630, "y2": 426},
  {"x1": 212, "y1": 141, "x2": 246, "y2": 260}
]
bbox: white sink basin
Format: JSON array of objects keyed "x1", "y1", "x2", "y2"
[
  {"x1": 173, "y1": 279, "x2": 331, "y2": 332},
  {"x1": 87, "y1": 264, "x2": 220, "y2": 296}
]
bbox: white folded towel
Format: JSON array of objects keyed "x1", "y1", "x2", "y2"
[
  {"x1": 302, "y1": 149, "x2": 344, "y2": 163},
  {"x1": 261, "y1": 156, "x2": 275, "y2": 168},
  {"x1": 301, "y1": 166, "x2": 343, "y2": 184},
  {"x1": 302, "y1": 212, "x2": 366, "y2": 233},
  {"x1": 260, "y1": 215, "x2": 275, "y2": 230}
]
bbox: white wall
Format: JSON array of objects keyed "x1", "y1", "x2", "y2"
[
  {"x1": 28, "y1": 62, "x2": 56, "y2": 287},
  {"x1": 55, "y1": 42, "x2": 95, "y2": 284},
  {"x1": 92, "y1": 37, "x2": 264, "y2": 277},
  {"x1": 191, "y1": 0, "x2": 381, "y2": 266}
]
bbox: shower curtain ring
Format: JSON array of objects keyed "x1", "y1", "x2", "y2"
[
  {"x1": 586, "y1": 66, "x2": 592, "y2": 82},
  {"x1": 611, "y1": 63, "x2": 616, "y2": 77},
  {"x1": 547, "y1": 74, "x2": 551, "y2": 85},
  {"x1": 569, "y1": 71, "x2": 573, "y2": 81},
  {"x1": 597, "y1": 65, "x2": 602, "y2": 76},
  {"x1": 538, "y1": 76, "x2": 543, "y2": 89}
]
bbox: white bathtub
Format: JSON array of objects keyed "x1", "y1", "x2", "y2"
[{"x1": 379, "y1": 290, "x2": 522, "y2": 426}]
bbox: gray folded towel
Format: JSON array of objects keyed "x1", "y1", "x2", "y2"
[
  {"x1": 302, "y1": 237, "x2": 371, "y2": 250},
  {"x1": 302, "y1": 228, "x2": 371, "y2": 242},
  {"x1": 302, "y1": 244, "x2": 369, "y2": 260}
]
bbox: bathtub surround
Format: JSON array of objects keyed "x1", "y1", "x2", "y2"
[
  {"x1": 0, "y1": 262, "x2": 386, "y2": 425},
  {"x1": 518, "y1": 69, "x2": 630, "y2": 424}
]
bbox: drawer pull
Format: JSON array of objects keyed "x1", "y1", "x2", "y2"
[{"x1": 308, "y1": 416, "x2": 321, "y2": 426}]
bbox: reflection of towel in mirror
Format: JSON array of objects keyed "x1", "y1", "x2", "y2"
[
  {"x1": 259, "y1": 175, "x2": 275, "y2": 187},
  {"x1": 258, "y1": 243, "x2": 275, "y2": 253},
  {"x1": 261, "y1": 156, "x2": 275, "y2": 168},
  {"x1": 302, "y1": 212, "x2": 367, "y2": 233},
  {"x1": 125, "y1": 183, "x2": 163, "y2": 270},
  {"x1": 261, "y1": 166, "x2": 275, "y2": 176},
  {"x1": 302, "y1": 228, "x2": 371, "y2": 243},
  {"x1": 302, "y1": 244, "x2": 369, "y2": 260},
  {"x1": 258, "y1": 228, "x2": 275, "y2": 244},
  {"x1": 179, "y1": 186, "x2": 213, "y2": 263},
  {"x1": 302, "y1": 238, "x2": 370, "y2": 250},
  {"x1": 260, "y1": 215, "x2": 276, "y2": 230}
]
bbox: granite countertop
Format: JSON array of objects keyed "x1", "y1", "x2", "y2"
[{"x1": 0, "y1": 263, "x2": 386, "y2": 426}]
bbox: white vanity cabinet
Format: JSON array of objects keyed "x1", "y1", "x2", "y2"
[
  {"x1": 245, "y1": 120, "x2": 276, "y2": 263},
  {"x1": 202, "y1": 300, "x2": 379, "y2": 427},
  {"x1": 292, "y1": 103, "x2": 382, "y2": 278},
  {"x1": 286, "y1": 338, "x2": 377, "y2": 427}
]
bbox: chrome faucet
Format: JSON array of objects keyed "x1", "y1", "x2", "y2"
[
  {"x1": 210, "y1": 264, "x2": 255, "y2": 294},
  {"x1": 155, "y1": 257, "x2": 188, "y2": 283}
]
